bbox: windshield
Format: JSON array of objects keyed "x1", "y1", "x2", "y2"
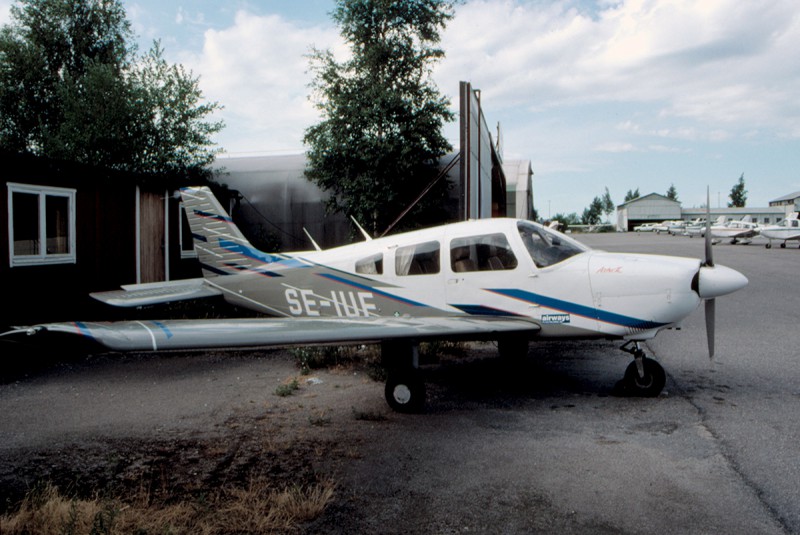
[{"x1": 517, "y1": 221, "x2": 589, "y2": 268}]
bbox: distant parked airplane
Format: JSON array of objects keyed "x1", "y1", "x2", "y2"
[
  {"x1": 710, "y1": 215, "x2": 759, "y2": 245},
  {"x1": 760, "y1": 213, "x2": 800, "y2": 249}
]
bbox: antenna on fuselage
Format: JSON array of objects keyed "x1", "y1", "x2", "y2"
[
  {"x1": 350, "y1": 216, "x2": 373, "y2": 241},
  {"x1": 303, "y1": 227, "x2": 322, "y2": 251}
]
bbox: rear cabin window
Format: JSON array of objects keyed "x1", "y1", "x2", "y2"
[
  {"x1": 355, "y1": 253, "x2": 383, "y2": 275},
  {"x1": 395, "y1": 241, "x2": 440, "y2": 276},
  {"x1": 450, "y1": 233, "x2": 518, "y2": 272}
]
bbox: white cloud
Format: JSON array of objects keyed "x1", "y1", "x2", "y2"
[
  {"x1": 182, "y1": 10, "x2": 341, "y2": 154},
  {"x1": 437, "y1": 0, "x2": 800, "y2": 139},
  {"x1": 115, "y1": 0, "x2": 799, "y2": 212},
  {"x1": 594, "y1": 141, "x2": 636, "y2": 153},
  {"x1": 0, "y1": 1, "x2": 12, "y2": 26},
  {"x1": 170, "y1": 0, "x2": 799, "y2": 161}
]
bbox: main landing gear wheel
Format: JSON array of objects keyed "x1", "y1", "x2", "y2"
[
  {"x1": 622, "y1": 357, "x2": 666, "y2": 397},
  {"x1": 385, "y1": 370, "x2": 426, "y2": 413},
  {"x1": 381, "y1": 341, "x2": 426, "y2": 413}
]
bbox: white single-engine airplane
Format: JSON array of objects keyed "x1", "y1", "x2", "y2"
[
  {"x1": 760, "y1": 213, "x2": 800, "y2": 249},
  {"x1": 710, "y1": 215, "x2": 760, "y2": 245},
  {"x1": 3, "y1": 187, "x2": 748, "y2": 412}
]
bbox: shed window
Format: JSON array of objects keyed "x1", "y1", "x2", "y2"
[{"x1": 8, "y1": 183, "x2": 76, "y2": 266}]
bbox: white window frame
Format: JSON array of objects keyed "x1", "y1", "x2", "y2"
[{"x1": 8, "y1": 182, "x2": 77, "y2": 267}]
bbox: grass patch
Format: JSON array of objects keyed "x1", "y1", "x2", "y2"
[
  {"x1": 419, "y1": 340, "x2": 468, "y2": 360},
  {"x1": 274, "y1": 378, "x2": 300, "y2": 397},
  {"x1": 0, "y1": 479, "x2": 334, "y2": 534},
  {"x1": 290, "y1": 345, "x2": 381, "y2": 376},
  {"x1": 289, "y1": 342, "x2": 469, "y2": 382}
]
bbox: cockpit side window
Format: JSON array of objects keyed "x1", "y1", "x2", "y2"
[
  {"x1": 395, "y1": 241, "x2": 440, "y2": 276},
  {"x1": 450, "y1": 233, "x2": 518, "y2": 272},
  {"x1": 517, "y1": 221, "x2": 587, "y2": 268}
]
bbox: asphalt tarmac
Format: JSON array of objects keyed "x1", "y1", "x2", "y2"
[
  {"x1": 311, "y1": 231, "x2": 799, "y2": 533},
  {"x1": 1, "y1": 231, "x2": 798, "y2": 533}
]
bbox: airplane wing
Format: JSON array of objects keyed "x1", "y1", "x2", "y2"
[
  {"x1": 90, "y1": 278, "x2": 222, "y2": 307},
  {"x1": 10, "y1": 316, "x2": 541, "y2": 352}
]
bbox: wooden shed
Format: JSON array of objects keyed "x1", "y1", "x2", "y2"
[{"x1": 1, "y1": 151, "x2": 208, "y2": 327}]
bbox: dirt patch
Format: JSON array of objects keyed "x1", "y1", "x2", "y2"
[{"x1": 0, "y1": 347, "x2": 392, "y2": 530}]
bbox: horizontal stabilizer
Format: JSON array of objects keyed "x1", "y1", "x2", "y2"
[
  {"x1": 15, "y1": 316, "x2": 541, "y2": 352},
  {"x1": 90, "y1": 278, "x2": 222, "y2": 307}
]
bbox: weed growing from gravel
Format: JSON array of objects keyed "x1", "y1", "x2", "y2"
[{"x1": 274, "y1": 378, "x2": 300, "y2": 397}]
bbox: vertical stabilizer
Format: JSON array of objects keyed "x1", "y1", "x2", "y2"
[{"x1": 180, "y1": 186, "x2": 278, "y2": 277}]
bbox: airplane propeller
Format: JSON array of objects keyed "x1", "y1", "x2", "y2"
[
  {"x1": 696, "y1": 185, "x2": 746, "y2": 359},
  {"x1": 704, "y1": 186, "x2": 715, "y2": 358}
]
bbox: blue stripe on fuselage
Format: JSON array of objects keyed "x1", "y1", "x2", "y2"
[
  {"x1": 316, "y1": 273, "x2": 428, "y2": 308},
  {"x1": 489, "y1": 289, "x2": 667, "y2": 330},
  {"x1": 450, "y1": 304, "x2": 519, "y2": 317}
]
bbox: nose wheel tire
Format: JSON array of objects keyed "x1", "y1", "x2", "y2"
[
  {"x1": 622, "y1": 357, "x2": 666, "y2": 397},
  {"x1": 385, "y1": 370, "x2": 426, "y2": 413}
]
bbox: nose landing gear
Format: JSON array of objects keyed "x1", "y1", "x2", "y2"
[{"x1": 617, "y1": 341, "x2": 666, "y2": 397}]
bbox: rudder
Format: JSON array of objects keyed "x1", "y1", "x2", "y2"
[{"x1": 180, "y1": 186, "x2": 279, "y2": 277}]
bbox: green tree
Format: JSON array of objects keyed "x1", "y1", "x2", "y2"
[
  {"x1": 130, "y1": 43, "x2": 225, "y2": 175},
  {"x1": 624, "y1": 188, "x2": 640, "y2": 202},
  {"x1": 666, "y1": 183, "x2": 678, "y2": 201},
  {"x1": 582, "y1": 196, "x2": 604, "y2": 225},
  {"x1": 304, "y1": 0, "x2": 456, "y2": 235},
  {"x1": 728, "y1": 173, "x2": 747, "y2": 207},
  {"x1": 550, "y1": 212, "x2": 580, "y2": 230},
  {"x1": 0, "y1": 0, "x2": 223, "y2": 176},
  {"x1": 601, "y1": 187, "x2": 614, "y2": 222}
]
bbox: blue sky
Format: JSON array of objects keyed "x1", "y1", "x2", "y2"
[{"x1": 1, "y1": 0, "x2": 798, "y2": 216}]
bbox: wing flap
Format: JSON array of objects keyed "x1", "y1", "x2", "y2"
[
  {"x1": 91, "y1": 279, "x2": 222, "y2": 307},
  {"x1": 20, "y1": 316, "x2": 541, "y2": 352}
]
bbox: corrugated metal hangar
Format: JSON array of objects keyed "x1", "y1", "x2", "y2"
[
  {"x1": 215, "y1": 81, "x2": 534, "y2": 251},
  {"x1": 617, "y1": 192, "x2": 795, "y2": 231}
]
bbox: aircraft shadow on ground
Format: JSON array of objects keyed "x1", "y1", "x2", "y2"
[{"x1": 419, "y1": 340, "x2": 632, "y2": 412}]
